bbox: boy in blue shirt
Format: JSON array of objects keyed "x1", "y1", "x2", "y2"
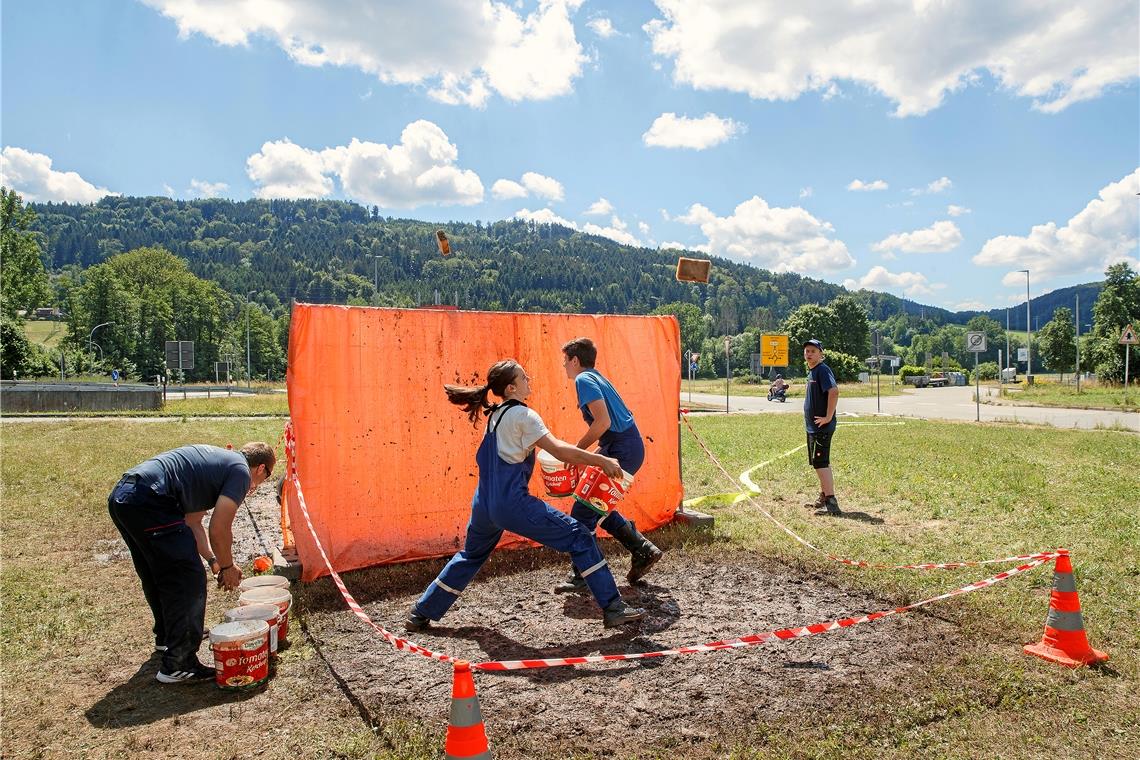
[
  {"x1": 555, "y1": 337, "x2": 664, "y2": 592},
  {"x1": 802, "y1": 339, "x2": 842, "y2": 515}
]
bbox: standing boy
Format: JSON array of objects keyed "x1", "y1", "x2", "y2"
[
  {"x1": 802, "y1": 339, "x2": 841, "y2": 515},
  {"x1": 556, "y1": 337, "x2": 663, "y2": 592}
]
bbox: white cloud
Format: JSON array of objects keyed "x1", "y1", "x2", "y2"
[
  {"x1": 247, "y1": 121, "x2": 484, "y2": 207},
  {"x1": 520, "y1": 171, "x2": 565, "y2": 201},
  {"x1": 642, "y1": 112, "x2": 744, "y2": 149},
  {"x1": 844, "y1": 265, "x2": 939, "y2": 298},
  {"x1": 799, "y1": 186, "x2": 813, "y2": 199},
  {"x1": 659, "y1": 241, "x2": 689, "y2": 250},
  {"x1": 587, "y1": 17, "x2": 617, "y2": 38},
  {"x1": 848, "y1": 179, "x2": 888, "y2": 192},
  {"x1": 584, "y1": 197, "x2": 615, "y2": 216},
  {"x1": 644, "y1": 1, "x2": 1138, "y2": 116},
  {"x1": 246, "y1": 140, "x2": 334, "y2": 199},
  {"x1": 953, "y1": 300, "x2": 990, "y2": 311},
  {"x1": 144, "y1": 0, "x2": 588, "y2": 107},
  {"x1": 638, "y1": 221, "x2": 651, "y2": 235},
  {"x1": 673, "y1": 195, "x2": 855, "y2": 273},
  {"x1": 973, "y1": 168, "x2": 1140, "y2": 285},
  {"x1": 188, "y1": 178, "x2": 229, "y2": 197},
  {"x1": 491, "y1": 179, "x2": 528, "y2": 199},
  {"x1": 162, "y1": 183, "x2": 176, "y2": 197},
  {"x1": 947, "y1": 204, "x2": 972, "y2": 217},
  {"x1": 0, "y1": 146, "x2": 118, "y2": 203},
  {"x1": 514, "y1": 207, "x2": 641, "y2": 246},
  {"x1": 873, "y1": 220, "x2": 963, "y2": 254},
  {"x1": 910, "y1": 176, "x2": 953, "y2": 195}
]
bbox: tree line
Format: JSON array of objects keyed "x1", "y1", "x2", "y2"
[{"x1": 1, "y1": 190, "x2": 1134, "y2": 385}]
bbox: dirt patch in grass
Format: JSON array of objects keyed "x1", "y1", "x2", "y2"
[{"x1": 299, "y1": 541, "x2": 964, "y2": 759}]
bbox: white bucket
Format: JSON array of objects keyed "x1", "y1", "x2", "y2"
[
  {"x1": 239, "y1": 587, "x2": 292, "y2": 644},
  {"x1": 224, "y1": 603, "x2": 281, "y2": 653},
  {"x1": 238, "y1": 574, "x2": 290, "y2": 593},
  {"x1": 537, "y1": 450, "x2": 577, "y2": 497},
  {"x1": 210, "y1": 620, "x2": 269, "y2": 689}
]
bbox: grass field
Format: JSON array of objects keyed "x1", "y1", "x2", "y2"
[
  {"x1": 1, "y1": 415, "x2": 1137, "y2": 758},
  {"x1": 683, "y1": 378, "x2": 904, "y2": 399},
  {"x1": 992, "y1": 382, "x2": 1139, "y2": 412},
  {"x1": 163, "y1": 393, "x2": 290, "y2": 416},
  {"x1": 22, "y1": 319, "x2": 66, "y2": 349}
]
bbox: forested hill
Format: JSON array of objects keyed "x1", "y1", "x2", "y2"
[{"x1": 30, "y1": 196, "x2": 953, "y2": 333}]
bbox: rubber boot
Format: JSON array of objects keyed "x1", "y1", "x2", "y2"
[
  {"x1": 609, "y1": 520, "x2": 663, "y2": 583},
  {"x1": 553, "y1": 567, "x2": 587, "y2": 594},
  {"x1": 602, "y1": 598, "x2": 646, "y2": 628}
]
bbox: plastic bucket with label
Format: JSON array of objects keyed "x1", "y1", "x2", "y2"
[
  {"x1": 223, "y1": 604, "x2": 281, "y2": 653},
  {"x1": 239, "y1": 587, "x2": 292, "y2": 644},
  {"x1": 537, "y1": 450, "x2": 577, "y2": 497},
  {"x1": 210, "y1": 620, "x2": 270, "y2": 689},
  {"x1": 572, "y1": 466, "x2": 634, "y2": 516},
  {"x1": 238, "y1": 575, "x2": 290, "y2": 593}
]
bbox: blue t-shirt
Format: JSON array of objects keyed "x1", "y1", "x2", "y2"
[
  {"x1": 127, "y1": 444, "x2": 251, "y2": 514},
  {"x1": 574, "y1": 369, "x2": 635, "y2": 433},
  {"x1": 804, "y1": 362, "x2": 837, "y2": 433}
]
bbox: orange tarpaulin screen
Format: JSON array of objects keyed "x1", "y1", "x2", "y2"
[{"x1": 285, "y1": 304, "x2": 682, "y2": 581}]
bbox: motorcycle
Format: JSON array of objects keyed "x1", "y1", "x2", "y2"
[{"x1": 767, "y1": 386, "x2": 787, "y2": 403}]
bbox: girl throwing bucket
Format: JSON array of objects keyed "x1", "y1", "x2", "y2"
[{"x1": 406, "y1": 359, "x2": 646, "y2": 631}]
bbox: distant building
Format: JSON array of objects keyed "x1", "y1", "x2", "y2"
[{"x1": 33, "y1": 307, "x2": 62, "y2": 319}]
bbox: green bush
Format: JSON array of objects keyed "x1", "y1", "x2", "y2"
[
  {"x1": 898, "y1": 364, "x2": 927, "y2": 382},
  {"x1": 823, "y1": 350, "x2": 863, "y2": 383},
  {"x1": 975, "y1": 361, "x2": 999, "y2": 381}
]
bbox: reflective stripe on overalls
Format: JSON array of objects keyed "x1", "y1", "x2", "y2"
[{"x1": 414, "y1": 400, "x2": 621, "y2": 621}]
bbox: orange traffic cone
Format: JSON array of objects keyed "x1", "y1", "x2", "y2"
[
  {"x1": 444, "y1": 661, "x2": 492, "y2": 759},
  {"x1": 1024, "y1": 551, "x2": 1108, "y2": 668}
]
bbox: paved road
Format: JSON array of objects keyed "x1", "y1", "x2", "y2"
[{"x1": 683, "y1": 385, "x2": 1139, "y2": 432}]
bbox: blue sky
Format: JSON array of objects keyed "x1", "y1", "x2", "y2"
[{"x1": 2, "y1": 0, "x2": 1137, "y2": 310}]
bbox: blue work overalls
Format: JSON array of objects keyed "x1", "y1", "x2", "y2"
[{"x1": 414, "y1": 401, "x2": 621, "y2": 621}]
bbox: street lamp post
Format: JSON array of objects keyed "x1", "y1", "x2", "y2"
[
  {"x1": 246, "y1": 291, "x2": 256, "y2": 389},
  {"x1": 366, "y1": 254, "x2": 379, "y2": 294},
  {"x1": 88, "y1": 321, "x2": 113, "y2": 373},
  {"x1": 1019, "y1": 270, "x2": 1031, "y2": 379}
]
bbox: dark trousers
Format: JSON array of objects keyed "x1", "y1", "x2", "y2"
[{"x1": 108, "y1": 477, "x2": 206, "y2": 671}]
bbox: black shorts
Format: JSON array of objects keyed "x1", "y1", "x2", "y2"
[{"x1": 807, "y1": 429, "x2": 834, "y2": 469}]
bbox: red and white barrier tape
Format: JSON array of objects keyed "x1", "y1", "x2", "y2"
[
  {"x1": 680, "y1": 413, "x2": 1061, "y2": 571},
  {"x1": 283, "y1": 419, "x2": 1058, "y2": 673},
  {"x1": 284, "y1": 423, "x2": 458, "y2": 664},
  {"x1": 472, "y1": 555, "x2": 1053, "y2": 670}
]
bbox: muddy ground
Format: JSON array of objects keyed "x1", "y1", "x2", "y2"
[{"x1": 83, "y1": 486, "x2": 967, "y2": 759}]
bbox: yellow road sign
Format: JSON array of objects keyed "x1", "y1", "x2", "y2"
[{"x1": 760, "y1": 334, "x2": 789, "y2": 367}]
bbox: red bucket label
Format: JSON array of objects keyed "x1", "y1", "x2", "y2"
[
  {"x1": 572, "y1": 466, "x2": 631, "y2": 516},
  {"x1": 541, "y1": 465, "x2": 578, "y2": 497},
  {"x1": 212, "y1": 634, "x2": 269, "y2": 689}
]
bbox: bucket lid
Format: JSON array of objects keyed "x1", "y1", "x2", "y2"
[
  {"x1": 238, "y1": 574, "x2": 290, "y2": 591},
  {"x1": 210, "y1": 619, "x2": 269, "y2": 643},
  {"x1": 239, "y1": 586, "x2": 292, "y2": 606},
  {"x1": 223, "y1": 604, "x2": 280, "y2": 623}
]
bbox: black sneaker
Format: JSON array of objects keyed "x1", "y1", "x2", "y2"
[
  {"x1": 156, "y1": 663, "x2": 215, "y2": 684},
  {"x1": 602, "y1": 598, "x2": 646, "y2": 628},
  {"x1": 405, "y1": 608, "x2": 431, "y2": 633},
  {"x1": 553, "y1": 569, "x2": 587, "y2": 593},
  {"x1": 814, "y1": 496, "x2": 841, "y2": 516}
]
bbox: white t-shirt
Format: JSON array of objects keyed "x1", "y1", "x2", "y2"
[{"x1": 488, "y1": 404, "x2": 550, "y2": 464}]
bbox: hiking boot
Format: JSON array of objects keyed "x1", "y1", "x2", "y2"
[
  {"x1": 554, "y1": 568, "x2": 588, "y2": 594},
  {"x1": 814, "y1": 495, "x2": 841, "y2": 516},
  {"x1": 803, "y1": 491, "x2": 826, "y2": 510},
  {"x1": 405, "y1": 608, "x2": 431, "y2": 633},
  {"x1": 602, "y1": 598, "x2": 646, "y2": 628},
  {"x1": 156, "y1": 663, "x2": 216, "y2": 684},
  {"x1": 609, "y1": 520, "x2": 664, "y2": 583}
]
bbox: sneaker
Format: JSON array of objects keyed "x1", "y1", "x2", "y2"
[
  {"x1": 405, "y1": 608, "x2": 431, "y2": 633},
  {"x1": 602, "y1": 598, "x2": 646, "y2": 628},
  {"x1": 554, "y1": 569, "x2": 587, "y2": 594},
  {"x1": 156, "y1": 663, "x2": 215, "y2": 684},
  {"x1": 803, "y1": 491, "x2": 826, "y2": 510},
  {"x1": 814, "y1": 495, "x2": 841, "y2": 516}
]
